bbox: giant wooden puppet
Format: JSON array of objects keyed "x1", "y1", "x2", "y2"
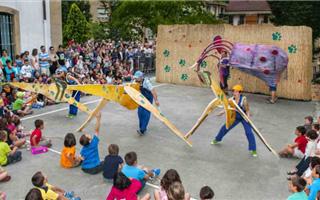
[{"x1": 186, "y1": 36, "x2": 286, "y2": 157}]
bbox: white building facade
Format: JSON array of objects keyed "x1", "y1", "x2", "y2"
[{"x1": 0, "y1": 0, "x2": 62, "y2": 57}]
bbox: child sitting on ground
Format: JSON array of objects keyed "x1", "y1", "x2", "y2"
[
  {"x1": 305, "y1": 116, "x2": 314, "y2": 132},
  {"x1": 30, "y1": 119, "x2": 52, "y2": 147},
  {"x1": 154, "y1": 169, "x2": 190, "y2": 200},
  {"x1": 287, "y1": 176, "x2": 307, "y2": 200},
  {"x1": 12, "y1": 115, "x2": 30, "y2": 138},
  {"x1": 288, "y1": 130, "x2": 318, "y2": 177},
  {"x1": 106, "y1": 172, "x2": 150, "y2": 200},
  {"x1": 102, "y1": 144, "x2": 123, "y2": 181},
  {"x1": 60, "y1": 133, "x2": 82, "y2": 168},
  {"x1": 80, "y1": 112, "x2": 104, "y2": 174},
  {"x1": 121, "y1": 151, "x2": 160, "y2": 189},
  {"x1": 0, "y1": 130, "x2": 22, "y2": 166},
  {"x1": 279, "y1": 126, "x2": 307, "y2": 158},
  {"x1": 31, "y1": 171, "x2": 80, "y2": 200},
  {"x1": 306, "y1": 165, "x2": 320, "y2": 200},
  {"x1": 200, "y1": 186, "x2": 214, "y2": 200},
  {"x1": 167, "y1": 182, "x2": 190, "y2": 200},
  {"x1": 5, "y1": 114, "x2": 26, "y2": 148},
  {"x1": 12, "y1": 92, "x2": 33, "y2": 116},
  {"x1": 302, "y1": 156, "x2": 320, "y2": 184},
  {"x1": 0, "y1": 166, "x2": 10, "y2": 182}
]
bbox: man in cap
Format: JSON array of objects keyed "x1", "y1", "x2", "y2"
[{"x1": 133, "y1": 71, "x2": 159, "y2": 135}]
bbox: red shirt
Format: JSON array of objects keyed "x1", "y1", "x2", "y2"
[
  {"x1": 295, "y1": 135, "x2": 308, "y2": 153},
  {"x1": 30, "y1": 128, "x2": 42, "y2": 146},
  {"x1": 106, "y1": 179, "x2": 141, "y2": 200}
]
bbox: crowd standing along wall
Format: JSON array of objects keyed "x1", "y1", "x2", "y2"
[{"x1": 156, "y1": 24, "x2": 312, "y2": 100}]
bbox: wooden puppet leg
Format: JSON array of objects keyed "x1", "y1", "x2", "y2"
[
  {"x1": 124, "y1": 86, "x2": 192, "y2": 147},
  {"x1": 184, "y1": 98, "x2": 220, "y2": 139},
  {"x1": 77, "y1": 98, "x2": 108, "y2": 132}
]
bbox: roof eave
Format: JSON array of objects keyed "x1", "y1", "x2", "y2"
[{"x1": 225, "y1": 11, "x2": 272, "y2": 15}]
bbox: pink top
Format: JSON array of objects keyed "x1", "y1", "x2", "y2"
[
  {"x1": 106, "y1": 179, "x2": 141, "y2": 200},
  {"x1": 159, "y1": 188, "x2": 168, "y2": 200},
  {"x1": 7, "y1": 123, "x2": 16, "y2": 133}
]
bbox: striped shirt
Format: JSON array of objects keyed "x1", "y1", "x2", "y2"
[{"x1": 39, "y1": 52, "x2": 50, "y2": 68}]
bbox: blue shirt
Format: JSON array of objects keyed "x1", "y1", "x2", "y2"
[
  {"x1": 4, "y1": 66, "x2": 14, "y2": 81},
  {"x1": 39, "y1": 52, "x2": 50, "y2": 68},
  {"x1": 121, "y1": 164, "x2": 146, "y2": 181},
  {"x1": 308, "y1": 178, "x2": 320, "y2": 200},
  {"x1": 287, "y1": 191, "x2": 308, "y2": 200},
  {"x1": 80, "y1": 135, "x2": 100, "y2": 169}
]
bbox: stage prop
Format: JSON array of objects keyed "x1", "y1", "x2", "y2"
[
  {"x1": 8, "y1": 81, "x2": 193, "y2": 146},
  {"x1": 156, "y1": 24, "x2": 312, "y2": 100}
]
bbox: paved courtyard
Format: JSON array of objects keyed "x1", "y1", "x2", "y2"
[{"x1": 1, "y1": 81, "x2": 316, "y2": 200}]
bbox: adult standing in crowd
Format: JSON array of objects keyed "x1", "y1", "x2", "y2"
[
  {"x1": 31, "y1": 48, "x2": 39, "y2": 75},
  {"x1": 49, "y1": 46, "x2": 58, "y2": 75},
  {"x1": 39, "y1": 46, "x2": 50, "y2": 76}
]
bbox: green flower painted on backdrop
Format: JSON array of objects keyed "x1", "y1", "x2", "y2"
[
  {"x1": 163, "y1": 49, "x2": 170, "y2": 57},
  {"x1": 181, "y1": 74, "x2": 188, "y2": 81},
  {"x1": 288, "y1": 45, "x2": 297, "y2": 54},
  {"x1": 200, "y1": 60, "x2": 207, "y2": 68},
  {"x1": 164, "y1": 65, "x2": 171, "y2": 72},
  {"x1": 179, "y1": 59, "x2": 186, "y2": 67},
  {"x1": 272, "y1": 32, "x2": 282, "y2": 41}
]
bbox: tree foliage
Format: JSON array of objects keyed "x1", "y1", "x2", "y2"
[
  {"x1": 109, "y1": 1, "x2": 221, "y2": 40},
  {"x1": 268, "y1": 1, "x2": 320, "y2": 48},
  {"x1": 63, "y1": 4, "x2": 91, "y2": 44},
  {"x1": 62, "y1": 0, "x2": 92, "y2": 25}
]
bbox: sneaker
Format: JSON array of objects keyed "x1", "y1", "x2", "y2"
[
  {"x1": 210, "y1": 140, "x2": 220, "y2": 145},
  {"x1": 66, "y1": 114, "x2": 75, "y2": 119},
  {"x1": 152, "y1": 168, "x2": 161, "y2": 177},
  {"x1": 136, "y1": 130, "x2": 145, "y2": 136},
  {"x1": 64, "y1": 191, "x2": 74, "y2": 199},
  {"x1": 71, "y1": 197, "x2": 81, "y2": 200},
  {"x1": 251, "y1": 150, "x2": 258, "y2": 157}
]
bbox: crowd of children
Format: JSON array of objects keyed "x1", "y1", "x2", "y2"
[
  {"x1": 0, "y1": 109, "x2": 215, "y2": 200},
  {"x1": 279, "y1": 116, "x2": 320, "y2": 200}
]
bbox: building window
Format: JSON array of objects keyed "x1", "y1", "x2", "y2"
[
  {"x1": 263, "y1": 15, "x2": 269, "y2": 23},
  {"x1": 97, "y1": 8, "x2": 109, "y2": 21},
  {"x1": 0, "y1": 13, "x2": 14, "y2": 58}
]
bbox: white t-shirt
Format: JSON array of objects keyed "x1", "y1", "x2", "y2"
[
  {"x1": 305, "y1": 140, "x2": 317, "y2": 158},
  {"x1": 142, "y1": 78, "x2": 153, "y2": 91},
  {"x1": 21, "y1": 65, "x2": 33, "y2": 78}
]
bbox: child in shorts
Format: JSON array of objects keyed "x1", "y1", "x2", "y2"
[
  {"x1": 121, "y1": 151, "x2": 160, "y2": 189},
  {"x1": 279, "y1": 126, "x2": 308, "y2": 158}
]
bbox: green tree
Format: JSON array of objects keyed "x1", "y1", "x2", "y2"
[
  {"x1": 109, "y1": 1, "x2": 221, "y2": 40},
  {"x1": 90, "y1": 22, "x2": 108, "y2": 41},
  {"x1": 268, "y1": 1, "x2": 320, "y2": 50},
  {"x1": 62, "y1": 0, "x2": 92, "y2": 26},
  {"x1": 63, "y1": 3, "x2": 91, "y2": 44}
]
